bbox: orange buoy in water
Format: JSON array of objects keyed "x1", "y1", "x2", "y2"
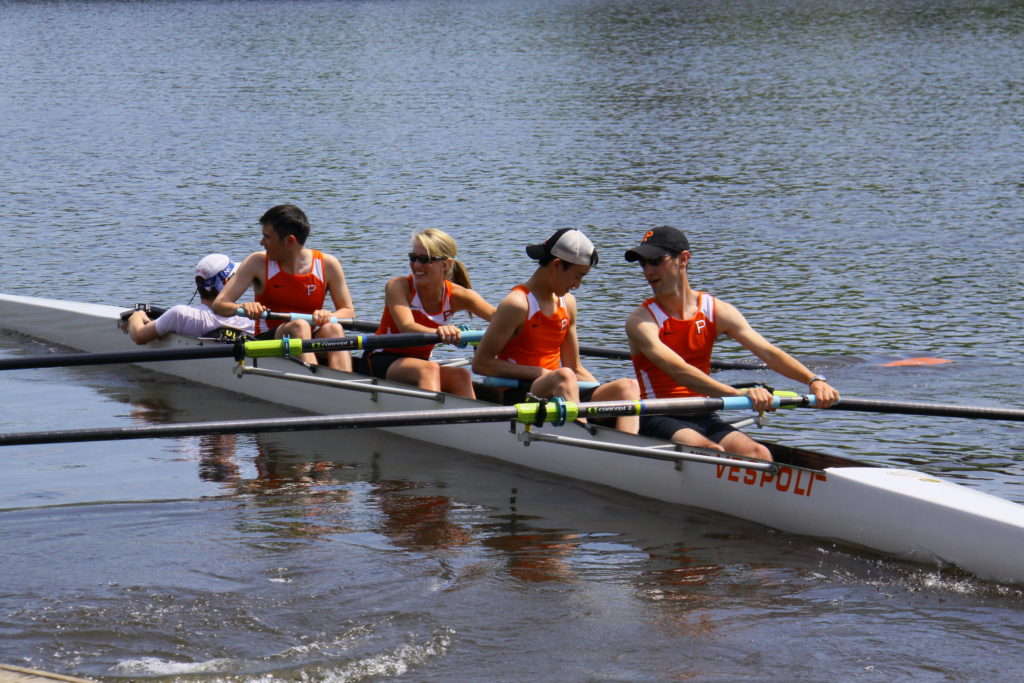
[{"x1": 879, "y1": 357, "x2": 953, "y2": 367}]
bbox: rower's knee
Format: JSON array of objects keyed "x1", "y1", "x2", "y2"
[
  {"x1": 597, "y1": 377, "x2": 640, "y2": 401},
  {"x1": 280, "y1": 319, "x2": 313, "y2": 338},
  {"x1": 422, "y1": 362, "x2": 442, "y2": 391},
  {"x1": 549, "y1": 367, "x2": 578, "y2": 397},
  {"x1": 318, "y1": 322, "x2": 345, "y2": 338},
  {"x1": 720, "y1": 433, "x2": 772, "y2": 462},
  {"x1": 671, "y1": 429, "x2": 724, "y2": 451},
  {"x1": 441, "y1": 367, "x2": 475, "y2": 398}
]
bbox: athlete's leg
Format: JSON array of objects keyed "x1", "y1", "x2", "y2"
[
  {"x1": 314, "y1": 322, "x2": 351, "y2": 371},
  {"x1": 717, "y1": 430, "x2": 772, "y2": 461},
  {"x1": 589, "y1": 378, "x2": 641, "y2": 434},
  {"x1": 386, "y1": 357, "x2": 441, "y2": 392},
  {"x1": 528, "y1": 367, "x2": 579, "y2": 401},
  {"x1": 276, "y1": 319, "x2": 318, "y2": 365},
  {"x1": 439, "y1": 366, "x2": 476, "y2": 398}
]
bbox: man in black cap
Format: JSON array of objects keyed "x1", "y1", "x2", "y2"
[{"x1": 624, "y1": 226, "x2": 838, "y2": 460}]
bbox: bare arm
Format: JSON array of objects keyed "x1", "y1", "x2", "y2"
[
  {"x1": 212, "y1": 252, "x2": 265, "y2": 318},
  {"x1": 320, "y1": 253, "x2": 355, "y2": 323},
  {"x1": 384, "y1": 276, "x2": 432, "y2": 334},
  {"x1": 625, "y1": 305, "x2": 743, "y2": 398},
  {"x1": 418, "y1": 283, "x2": 496, "y2": 345},
  {"x1": 558, "y1": 294, "x2": 596, "y2": 383},
  {"x1": 716, "y1": 300, "x2": 839, "y2": 408},
  {"x1": 450, "y1": 285, "x2": 495, "y2": 322},
  {"x1": 471, "y1": 290, "x2": 540, "y2": 380},
  {"x1": 126, "y1": 310, "x2": 160, "y2": 345}
]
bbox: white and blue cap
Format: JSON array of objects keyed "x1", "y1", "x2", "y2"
[{"x1": 194, "y1": 253, "x2": 237, "y2": 292}]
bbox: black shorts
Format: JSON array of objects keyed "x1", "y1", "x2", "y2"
[
  {"x1": 639, "y1": 412, "x2": 737, "y2": 443},
  {"x1": 498, "y1": 379, "x2": 599, "y2": 406},
  {"x1": 356, "y1": 351, "x2": 409, "y2": 379}
]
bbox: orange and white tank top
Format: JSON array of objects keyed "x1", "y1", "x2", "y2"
[
  {"x1": 255, "y1": 250, "x2": 327, "y2": 334},
  {"x1": 631, "y1": 293, "x2": 717, "y2": 399},
  {"x1": 497, "y1": 285, "x2": 569, "y2": 371},
  {"x1": 374, "y1": 276, "x2": 455, "y2": 359}
]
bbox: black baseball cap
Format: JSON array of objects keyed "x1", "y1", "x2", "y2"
[{"x1": 624, "y1": 226, "x2": 690, "y2": 262}]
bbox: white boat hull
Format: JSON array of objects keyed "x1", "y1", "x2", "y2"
[{"x1": 3, "y1": 292, "x2": 1024, "y2": 584}]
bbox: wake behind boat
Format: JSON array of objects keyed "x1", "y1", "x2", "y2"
[{"x1": 2, "y1": 292, "x2": 1023, "y2": 585}]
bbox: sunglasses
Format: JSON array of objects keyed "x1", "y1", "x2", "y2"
[
  {"x1": 408, "y1": 252, "x2": 448, "y2": 264},
  {"x1": 635, "y1": 254, "x2": 671, "y2": 267}
]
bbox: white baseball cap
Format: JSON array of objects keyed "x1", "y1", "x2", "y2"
[
  {"x1": 525, "y1": 228, "x2": 598, "y2": 266},
  {"x1": 194, "y1": 253, "x2": 237, "y2": 292}
]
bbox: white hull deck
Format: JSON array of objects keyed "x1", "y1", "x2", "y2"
[{"x1": 3, "y1": 292, "x2": 1024, "y2": 585}]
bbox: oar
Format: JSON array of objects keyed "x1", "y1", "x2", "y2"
[
  {"x1": 251, "y1": 311, "x2": 768, "y2": 370},
  {"x1": 807, "y1": 396, "x2": 1024, "y2": 422},
  {"x1": 0, "y1": 331, "x2": 485, "y2": 371},
  {"x1": 0, "y1": 394, "x2": 810, "y2": 446}
]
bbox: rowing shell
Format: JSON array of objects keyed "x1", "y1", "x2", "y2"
[{"x1": 2, "y1": 292, "x2": 1024, "y2": 584}]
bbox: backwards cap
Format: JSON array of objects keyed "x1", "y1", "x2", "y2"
[
  {"x1": 526, "y1": 228, "x2": 599, "y2": 266},
  {"x1": 194, "y1": 253, "x2": 238, "y2": 292}
]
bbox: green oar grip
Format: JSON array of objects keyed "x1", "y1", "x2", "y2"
[
  {"x1": 243, "y1": 338, "x2": 305, "y2": 358},
  {"x1": 514, "y1": 400, "x2": 581, "y2": 426}
]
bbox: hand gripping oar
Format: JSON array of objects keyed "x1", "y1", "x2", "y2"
[
  {"x1": 805, "y1": 396, "x2": 1024, "y2": 422},
  {"x1": 0, "y1": 395, "x2": 810, "y2": 447},
  {"x1": 0, "y1": 331, "x2": 485, "y2": 372}
]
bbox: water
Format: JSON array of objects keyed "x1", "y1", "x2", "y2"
[{"x1": 2, "y1": 0, "x2": 1024, "y2": 679}]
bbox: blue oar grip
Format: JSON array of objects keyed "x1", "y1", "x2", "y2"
[
  {"x1": 720, "y1": 396, "x2": 755, "y2": 411},
  {"x1": 235, "y1": 307, "x2": 270, "y2": 319}
]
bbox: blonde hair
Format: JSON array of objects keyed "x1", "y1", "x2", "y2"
[{"x1": 413, "y1": 228, "x2": 472, "y2": 289}]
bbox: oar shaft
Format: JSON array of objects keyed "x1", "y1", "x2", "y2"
[
  {"x1": 0, "y1": 331, "x2": 481, "y2": 371},
  {"x1": 0, "y1": 395, "x2": 794, "y2": 447},
  {"x1": 0, "y1": 344, "x2": 235, "y2": 370},
  {"x1": 0, "y1": 406, "x2": 521, "y2": 446},
  {"x1": 831, "y1": 397, "x2": 1024, "y2": 422}
]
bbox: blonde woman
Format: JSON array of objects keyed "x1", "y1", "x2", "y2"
[{"x1": 359, "y1": 229, "x2": 495, "y2": 397}]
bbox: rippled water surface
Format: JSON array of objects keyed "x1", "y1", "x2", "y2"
[{"x1": 2, "y1": 0, "x2": 1023, "y2": 680}]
